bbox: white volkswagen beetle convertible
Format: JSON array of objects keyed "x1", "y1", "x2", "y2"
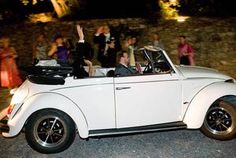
[{"x1": 2, "y1": 46, "x2": 236, "y2": 153}]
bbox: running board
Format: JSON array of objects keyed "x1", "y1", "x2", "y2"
[{"x1": 89, "y1": 122, "x2": 187, "y2": 137}]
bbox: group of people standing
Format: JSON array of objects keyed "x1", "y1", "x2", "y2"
[
  {"x1": 32, "y1": 24, "x2": 95, "y2": 77},
  {"x1": 0, "y1": 24, "x2": 195, "y2": 89},
  {"x1": 0, "y1": 25, "x2": 195, "y2": 122}
]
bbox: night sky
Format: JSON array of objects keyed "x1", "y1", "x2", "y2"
[
  {"x1": 85, "y1": 0, "x2": 157, "y2": 18},
  {"x1": 0, "y1": 0, "x2": 236, "y2": 22}
]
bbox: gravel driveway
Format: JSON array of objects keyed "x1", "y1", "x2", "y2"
[{"x1": 0, "y1": 129, "x2": 235, "y2": 158}]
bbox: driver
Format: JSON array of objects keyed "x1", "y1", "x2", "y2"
[{"x1": 114, "y1": 51, "x2": 141, "y2": 76}]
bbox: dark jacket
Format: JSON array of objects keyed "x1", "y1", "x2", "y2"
[
  {"x1": 114, "y1": 64, "x2": 137, "y2": 76},
  {"x1": 72, "y1": 42, "x2": 90, "y2": 78},
  {"x1": 93, "y1": 33, "x2": 121, "y2": 67}
]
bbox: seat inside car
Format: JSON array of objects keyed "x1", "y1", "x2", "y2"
[{"x1": 106, "y1": 70, "x2": 115, "y2": 77}]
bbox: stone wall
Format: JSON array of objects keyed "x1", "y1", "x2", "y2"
[{"x1": 1, "y1": 17, "x2": 236, "y2": 78}]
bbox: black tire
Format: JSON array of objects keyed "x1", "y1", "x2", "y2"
[
  {"x1": 201, "y1": 100, "x2": 236, "y2": 140},
  {"x1": 25, "y1": 109, "x2": 76, "y2": 154}
]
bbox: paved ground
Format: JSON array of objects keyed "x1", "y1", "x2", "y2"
[
  {"x1": 0, "y1": 88, "x2": 236, "y2": 158},
  {"x1": 0, "y1": 129, "x2": 235, "y2": 158}
]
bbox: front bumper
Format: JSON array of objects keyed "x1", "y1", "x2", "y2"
[{"x1": 2, "y1": 123, "x2": 19, "y2": 137}]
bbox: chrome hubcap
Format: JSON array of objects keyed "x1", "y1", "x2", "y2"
[
  {"x1": 34, "y1": 116, "x2": 65, "y2": 147},
  {"x1": 205, "y1": 107, "x2": 233, "y2": 135}
]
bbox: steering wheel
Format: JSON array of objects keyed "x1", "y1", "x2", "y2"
[
  {"x1": 143, "y1": 62, "x2": 153, "y2": 73},
  {"x1": 143, "y1": 61, "x2": 171, "y2": 74},
  {"x1": 155, "y1": 53, "x2": 162, "y2": 61},
  {"x1": 154, "y1": 60, "x2": 171, "y2": 73}
]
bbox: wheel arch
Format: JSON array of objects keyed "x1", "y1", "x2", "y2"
[
  {"x1": 183, "y1": 82, "x2": 236, "y2": 129},
  {"x1": 4, "y1": 92, "x2": 89, "y2": 138}
]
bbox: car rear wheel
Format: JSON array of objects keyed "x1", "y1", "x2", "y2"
[
  {"x1": 25, "y1": 109, "x2": 76, "y2": 154},
  {"x1": 201, "y1": 100, "x2": 236, "y2": 140}
]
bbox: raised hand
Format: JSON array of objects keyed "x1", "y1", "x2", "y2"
[
  {"x1": 96, "y1": 26, "x2": 104, "y2": 34},
  {"x1": 135, "y1": 62, "x2": 143, "y2": 74},
  {"x1": 76, "y1": 24, "x2": 84, "y2": 40}
]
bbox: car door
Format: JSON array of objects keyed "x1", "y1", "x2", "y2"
[{"x1": 114, "y1": 73, "x2": 182, "y2": 128}]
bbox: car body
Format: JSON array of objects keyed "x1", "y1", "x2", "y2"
[{"x1": 3, "y1": 46, "x2": 236, "y2": 153}]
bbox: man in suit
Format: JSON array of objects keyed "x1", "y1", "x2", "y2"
[
  {"x1": 114, "y1": 51, "x2": 138, "y2": 76},
  {"x1": 93, "y1": 24, "x2": 121, "y2": 67}
]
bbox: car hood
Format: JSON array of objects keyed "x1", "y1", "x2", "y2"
[{"x1": 176, "y1": 65, "x2": 232, "y2": 80}]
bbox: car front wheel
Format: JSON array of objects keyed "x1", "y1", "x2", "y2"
[
  {"x1": 25, "y1": 109, "x2": 76, "y2": 154},
  {"x1": 201, "y1": 100, "x2": 236, "y2": 140}
]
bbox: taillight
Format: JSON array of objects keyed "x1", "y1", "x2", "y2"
[{"x1": 7, "y1": 105, "x2": 14, "y2": 115}]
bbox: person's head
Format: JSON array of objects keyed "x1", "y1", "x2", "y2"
[
  {"x1": 117, "y1": 51, "x2": 129, "y2": 66},
  {"x1": 37, "y1": 34, "x2": 45, "y2": 42},
  {"x1": 127, "y1": 36, "x2": 132, "y2": 45},
  {"x1": 0, "y1": 36, "x2": 10, "y2": 48},
  {"x1": 103, "y1": 25, "x2": 110, "y2": 34},
  {"x1": 179, "y1": 35, "x2": 186, "y2": 44},
  {"x1": 153, "y1": 33, "x2": 160, "y2": 41},
  {"x1": 130, "y1": 36, "x2": 137, "y2": 45},
  {"x1": 54, "y1": 35, "x2": 64, "y2": 45},
  {"x1": 61, "y1": 31, "x2": 69, "y2": 38}
]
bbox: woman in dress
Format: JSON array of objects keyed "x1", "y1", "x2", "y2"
[{"x1": 0, "y1": 36, "x2": 22, "y2": 89}]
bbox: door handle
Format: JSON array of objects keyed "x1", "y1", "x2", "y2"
[{"x1": 116, "y1": 87, "x2": 131, "y2": 90}]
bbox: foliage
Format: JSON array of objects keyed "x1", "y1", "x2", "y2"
[{"x1": 158, "y1": 0, "x2": 180, "y2": 19}]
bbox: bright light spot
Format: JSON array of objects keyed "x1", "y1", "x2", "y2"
[
  {"x1": 176, "y1": 16, "x2": 190, "y2": 22},
  {"x1": 21, "y1": 0, "x2": 30, "y2": 5},
  {"x1": 32, "y1": 0, "x2": 37, "y2": 5},
  {"x1": 51, "y1": 0, "x2": 71, "y2": 18},
  {"x1": 159, "y1": 0, "x2": 179, "y2": 19},
  {"x1": 28, "y1": 13, "x2": 56, "y2": 23}
]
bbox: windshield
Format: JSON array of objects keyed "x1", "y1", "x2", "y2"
[{"x1": 138, "y1": 47, "x2": 172, "y2": 74}]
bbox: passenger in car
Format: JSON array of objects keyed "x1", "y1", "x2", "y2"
[
  {"x1": 48, "y1": 34, "x2": 69, "y2": 65},
  {"x1": 72, "y1": 24, "x2": 94, "y2": 78},
  {"x1": 114, "y1": 51, "x2": 141, "y2": 76}
]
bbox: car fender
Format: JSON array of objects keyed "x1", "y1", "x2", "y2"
[
  {"x1": 183, "y1": 82, "x2": 236, "y2": 129},
  {"x1": 4, "y1": 92, "x2": 89, "y2": 138}
]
